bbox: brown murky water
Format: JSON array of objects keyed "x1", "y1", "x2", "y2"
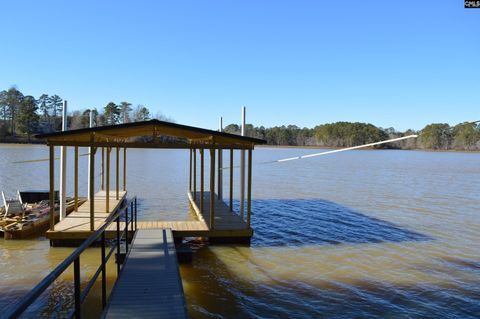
[{"x1": 1, "y1": 144, "x2": 479, "y2": 318}]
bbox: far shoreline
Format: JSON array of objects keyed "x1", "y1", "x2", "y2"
[
  {"x1": 1, "y1": 141, "x2": 478, "y2": 154},
  {"x1": 256, "y1": 144, "x2": 480, "y2": 154}
]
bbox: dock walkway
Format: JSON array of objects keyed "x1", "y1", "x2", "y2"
[
  {"x1": 46, "y1": 190, "x2": 127, "y2": 241},
  {"x1": 104, "y1": 228, "x2": 187, "y2": 319}
]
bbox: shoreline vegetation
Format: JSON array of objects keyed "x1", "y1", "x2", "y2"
[{"x1": 1, "y1": 86, "x2": 479, "y2": 151}]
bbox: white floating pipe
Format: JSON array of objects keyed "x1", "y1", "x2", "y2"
[
  {"x1": 59, "y1": 100, "x2": 67, "y2": 220},
  {"x1": 276, "y1": 135, "x2": 419, "y2": 162}
]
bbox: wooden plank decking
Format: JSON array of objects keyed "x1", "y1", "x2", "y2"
[
  {"x1": 104, "y1": 228, "x2": 187, "y2": 319},
  {"x1": 46, "y1": 190, "x2": 127, "y2": 240},
  {"x1": 126, "y1": 191, "x2": 252, "y2": 239},
  {"x1": 46, "y1": 189, "x2": 252, "y2": 241},
  {"x1": 188, "y1": 191, "x2": 250, "y2": 231}
]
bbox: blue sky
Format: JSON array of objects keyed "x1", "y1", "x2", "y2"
[{"x1": 0, "y1": 1, "x2": 478, "y2": 131}]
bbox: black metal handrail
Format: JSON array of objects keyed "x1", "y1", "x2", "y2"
[{"x1": 3, "y1": 196, "x2": 138, "y2": 319}]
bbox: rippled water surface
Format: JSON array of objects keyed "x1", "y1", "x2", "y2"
[{"x1": 1, "y1": 144, "x2": 479, "y2": 318}]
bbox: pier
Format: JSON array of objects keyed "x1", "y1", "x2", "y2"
[
  {"x1": 2, "y1": 120, "x2": 266, "y2": 317},
  {"x1": 104, "y1": 228, "x2": 187, "y2": 318}
]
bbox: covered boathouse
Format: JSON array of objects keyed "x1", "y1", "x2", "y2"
[{"x1": 36, "y1": 119, "x2": 266, "y2": 246}]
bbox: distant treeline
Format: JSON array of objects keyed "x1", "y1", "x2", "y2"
[
  {"x1": 0, "y1": 86, "x2": 170, "y2": 141},
  {"x1": 1, "y1": 87, "x2": 478, "y2": 150},
  {"x1": 224, "y1": 121, "x2": 480, "y2": 151}
]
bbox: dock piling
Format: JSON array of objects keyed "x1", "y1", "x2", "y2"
[
  {"x1": 49, "y1": 145, "x2": 55, "y2": 231},
  {"x1": 210, "y1": 148, "x2": 215, "y2": 229},
  {"x1": 200, "y1": 149, "x2": 204, "y2": 214}
]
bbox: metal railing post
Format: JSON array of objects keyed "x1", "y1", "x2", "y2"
[
  {"x1": 134, "y1": 197, "x2": 137, "y2": 230},
  {"x1": 125, "y1": 207, "x2": 129, "y2": 253},
  {"x1": 116, "y1": 215, "x2": 120, "y2": 275},
  {"x1": 74, "y1": 257, "x2": 81, "y2": 319},
  {"x1": 101, "y1": 232, "x2": 106, "y2": 309},
  {"x1": 131, "y1": 201, "x2": 134, "y2": 233}
]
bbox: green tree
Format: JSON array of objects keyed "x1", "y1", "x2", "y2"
[
  {"x1": 420, "y1": 123, "x2": 452, "y2": 150},
  {"x1": 16, "y1": 95, "x2": 39, "y2": 139},
  {"x1": 48, "y1": 95, "x2": 63, "y2": 130},
  {"x1": 5, "y1": 87, "x2": 24, "y2": 135},
  {"x1": 38, "y1": 94, "x2": 51, "y2": 119},
  {"x1": 104, "y1": 102, "x2": 120, "y2": 124},
  {"x1": 0, "y1": 90, "x2": 7, "y2": 131},
  {"x1": 132, "y1": 105, "x2": 150, "y2": 121},
  {"x1": 452, "y1": 122, "x2": 479, "y2": 150},
  {"x1": 224, "y1": 124, "x2": 240, "y2": 134},
  {"x1": 314, "y1": 122, "x2": 388, "y2": 147},
  {"x1": 119, "y1": 101, "x2": 132, "y2": 123}
]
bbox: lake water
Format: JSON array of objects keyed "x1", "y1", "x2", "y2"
[{"x1": 0, "y1": 144, "x2": 479, "y2": 318}]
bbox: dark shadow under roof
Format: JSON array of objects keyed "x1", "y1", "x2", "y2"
[{"x1": 35, "y1": 119, "x2": 266, "y2": 149}]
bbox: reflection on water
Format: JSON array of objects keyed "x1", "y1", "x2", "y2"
[{"x1": 1, "y1": 145, "x2": 479, "y2": 318}]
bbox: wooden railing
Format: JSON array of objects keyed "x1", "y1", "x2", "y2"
[{"x1": 4, "y1": 197, "x2": 138, "y2": 319}]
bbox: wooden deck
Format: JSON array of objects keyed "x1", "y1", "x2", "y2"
[
  {"x1": 46, "y1": 189, "x2": 252, "y2": 243},
  {"x1": 189, "y1": 191, "x2": 250, "y2": 231},
  {"x1": 126, "y1": 191, "x2": 252, "y2": 240},
  {"x1": 103, "y1": 228, "x2": 187, "y2": 319},
  {"x1": 46, "y1": 190, "x2": 127, "y2": 240}
]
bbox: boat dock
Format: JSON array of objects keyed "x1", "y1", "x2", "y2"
[
  {"x1": 4, "y1": 120, "x2": 266, "y2": 317},
  {"x1": 104, "y1": 228, "x2": 187, "y2": 318}
]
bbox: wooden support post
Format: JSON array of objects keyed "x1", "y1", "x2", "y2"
[
  {"x1": 230, "y1": 148, "x2": 233, "y2": 212},
  {"x1": 101, "y1": 147, "x2": 105, "y2": 191},
  {"x1": 89, "y1": 135, "x2": 95, "y2": 231},
  {"x1": 247, "y1": 148, "x2": 252, "y2": 228},
  {"x1": 210, "y1": 148, "x2": 215, "y2": 229},
  {"x1": 74, "y1": 146, "x2": 78, "y2": 211},
  {"x1": 193, "y1": 148, "x2": 197, "y2": 200},
  {"x1": 116, "y1": 147, "x2": 119, "y2": 200},
  {"x1": 218, "y1": 148, "x2": 222, "y2": 200},
  {"x1": 189, "y1": 149, "x2": 192, "y2": 192},
  {"x1": 200, "y1": 149, "x2": 204, "y2": 215},
  {"x1": 123, "y1": 148, "x2": 127, "y2": 191},
  {"x1": 49, "y1": 145, "x2": 55, "y2": 231},
  {"x1": 106, "y1": 147, "x2": 110, "y2": 213}
]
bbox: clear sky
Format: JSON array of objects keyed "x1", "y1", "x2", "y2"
[{"x1": 0, "y1": 1, "x2": 478, "y2": 131}]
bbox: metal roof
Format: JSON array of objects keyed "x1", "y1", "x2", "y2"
[{"x1": 35, "y1": 119, "x2": 265, "y2": 149}]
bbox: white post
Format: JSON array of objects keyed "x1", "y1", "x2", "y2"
[
  {"x1": 59, "y1": 100, "x2": 67, "y2": 220},
  {"x1": 240, "y1": 107, "x2": 246, "y2": 218},
  {"x1": 87, "y1": 110, "x2": 94, "y2": 200},
  {"x1": 218, "y1": 117, "x2": 223, "y2": 200}
]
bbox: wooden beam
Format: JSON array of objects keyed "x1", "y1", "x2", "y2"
[
  {"x1": 89, "y1": 135, "x2": 95, "y2": 231},
  {"x1": 123, "y1": 148, "x2": 127, "y2": 191},
  {"x1": 200, "y1": 149, "x2": 204, "y2": 215},
  {"x1": 106, "y1": 147, "x2": 110, "y2": 213},
  {"x1": 47, "y1": 141, "x2": 254, "y2": 150},
  {"x1": 74, "y1": 146, "x2": 78, "y2": 211},
  {"x1": 230, "y1": 149, "x2": 233, "y2": 212},
  {"x1": 49, "y1": 145, "x2": 55, "y2": 231},
  {"x1": 210, "y1": 148, "x2": 215, "y2": 229},
  {"x1": 193, "y1": 148, "x2": 197, "y2": 200},
  {"x1": 101, "y1": 147, "x2": 104, "y2": 190},
  {"x1": 116, "y1": 147, "x2": 119, "y2": 200},
  {"x1": 247, "y1": 148, "x2": 252, "y2": 228}
]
